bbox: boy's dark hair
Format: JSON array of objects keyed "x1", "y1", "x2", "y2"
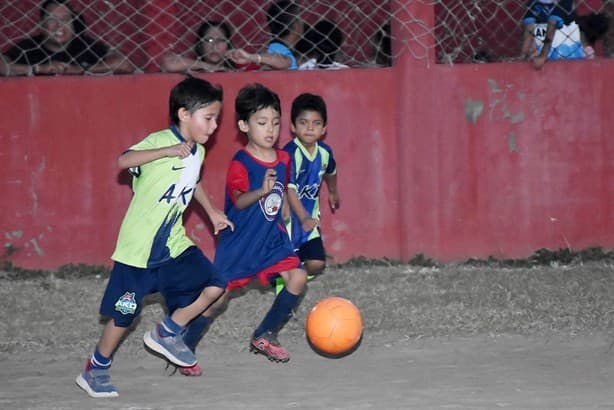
[
  {"x1": 577, "y1": 13, "x2": 610, "y2": 46},
  {"x1": 266, "y1": 1, "x2": 300, "y2": 42},
  {"x1": 40, "y1": 0, "x2": 86, "y2": 35},
  {"x1": 291, "y1": 93, "x2": 327, "y2": 125},
  {"x1": 296, "y1": 20, "x2": 343, "y2": 65},
  {"x1": 235, "y1": 83, "x2": 281, "y2": 122},
  {"x1": 169, "y1": 76, "x2": 223, "y2": 126}
]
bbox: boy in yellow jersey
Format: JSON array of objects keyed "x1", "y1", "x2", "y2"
[{"x1": 75, "y1": 77, "x2": 233, "y2": 398}]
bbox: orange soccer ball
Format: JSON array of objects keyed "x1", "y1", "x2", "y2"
[{"x1": 306, "y1": 297, "x2": 363, "y2": 356}]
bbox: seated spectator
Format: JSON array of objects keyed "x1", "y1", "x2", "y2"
[
  {"x1": 520, "y1": 0, "x2": 583, "y2": 69},
  {"x1": 296, "y1": 19, "x2": 349, "y2": 70},
  {"x1": 227, "y1": 0, "x2": 303, "y2": 70},
  {"x1": 161, "y1": 20, "x2": 236, "y2": 73},
  {"x1": 576, "y1": 12, "x2": 610, "y2": 59},
  {"x1": 3, "y1": 0, "x2": 134, "y2": 76}
]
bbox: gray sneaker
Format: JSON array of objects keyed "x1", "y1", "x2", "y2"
[
  {"x1": 75, "y1": 368, "x2": 119, "y2": 398},
  {"x1": 144, "y1": 324, "x2": 197, "y2": 367}
]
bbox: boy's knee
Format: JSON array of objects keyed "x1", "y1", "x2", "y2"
[
  {"x1": 207, "y1": 286, "x2": 225, "y2": 299},
  {"x1": 290, "y1": 268, "x2": 308, "y2": 291},
  {"x1": 305, "y1": 260, "x2": 326, "y2": 276},
  {"x1": 205, "y1": 288, "x2": 229, "y2": 316}
]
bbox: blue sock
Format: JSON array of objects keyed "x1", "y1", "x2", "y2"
[
  {"x1": 182, "y1": 315, "x2": 210, "y2": 353},
  {"x1": 254, "y1": 288, "x2": 298, "y2": 338},
  {"x1": 88, "y1": 347, "x2": 111, "y2": 370},
  {"x1": 159, "y1": 316, "x2": 183, "y2": 337}
]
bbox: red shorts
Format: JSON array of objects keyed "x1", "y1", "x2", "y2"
[{"x1": 226, "y1": 255, "x2": 301, "y2": 291}]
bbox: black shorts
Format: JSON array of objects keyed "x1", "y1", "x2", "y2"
[
  {"x1": 296, "y1": 237, "x2": 326, "y2": 262},
  {"x1": 100, "y1": 247, "x2": 226, "y2": 327}
]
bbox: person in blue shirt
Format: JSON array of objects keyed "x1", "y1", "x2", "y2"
[
  {"x1": 227, "y1": 1, "x2": 303, "y2": 70},
  {"x1": 274, "y1": 93, "x2": 339, "y2": 295},
  {"x1": 520, "y1": 0, "x2": 583, "y2": 69}
]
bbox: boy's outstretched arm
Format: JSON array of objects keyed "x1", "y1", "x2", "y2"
[
  {"x1": 118, "y1": 142, "x2": 194, "y2": 169},
  {"x1": 323, "y1": 173, "x2": 340, "y2": 212},
  {"x1": 287, "y1": 186, "x2": 318, "y2": 232},
  {"x1": 531, "y1": 19, "x2": 557, "y2": 69},
  {"x1": 193, "y1": 185, "x2": 234, "y2": 235}
]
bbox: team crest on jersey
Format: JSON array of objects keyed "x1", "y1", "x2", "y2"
[
  {"x1": 114, "y1": 292, "x2": 138, "y2": 315},
  {"x1": 259, "y1": 181, "x2": 284, "y2": 221}
]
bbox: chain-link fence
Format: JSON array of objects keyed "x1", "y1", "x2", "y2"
[{"x1": 1, "y1": 0, "x2": 611, "y2": 75}]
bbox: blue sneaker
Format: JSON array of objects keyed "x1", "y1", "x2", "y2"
[
  {"x1": 75, "y1": 369, "x2": 118, "y2": 398},
  {"x1": 144, "y1": 324, "x2": 197, "y2": 367}
]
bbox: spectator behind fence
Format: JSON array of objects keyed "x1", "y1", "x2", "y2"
[
  {"x1": 296, "y1": 19, "x2": 349, "y2": 70},
  {"x1": 520, "y1": 0, "x2": 584, "y2": 70},
  {"x1": 3, "y1": 0, "x2": 134, "y2": 76},
  {"x1": 227, "y1": 0, "x2": 303, "y2": 70},
  {"x1": 576, "y1": 12, "x2": 610, "y2": 59},
  {"x1": 161, "y1": 20, "x2": 236, "y2": 73}
]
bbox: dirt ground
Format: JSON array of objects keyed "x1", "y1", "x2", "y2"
[{"x1": 2, "y1": 263, "x2": 614, "y2": 409}]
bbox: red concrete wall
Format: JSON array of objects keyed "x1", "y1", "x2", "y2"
[
  {"x1": 396, "y1": 58, "x2": 614, "y2": 261},
  {"x1": 0, "y1": 69, "x2": 400, "y2": 269}
]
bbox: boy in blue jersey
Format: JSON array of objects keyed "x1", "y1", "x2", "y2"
[
  {"x1": 75, "y1": 77, "x2": 233, "y2": 398},
  {"x1": 182, "y1": 83, "x2": 307, "y2": 367},
  {"x1": 277, "y1": 93, "x2": 339, "y2": 294},
  {"x1": 521, "y1": 0, "x2": 583, "y2": 69}
]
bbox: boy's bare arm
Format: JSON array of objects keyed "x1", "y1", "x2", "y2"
[
  {"x1": 521, "y1": 22, "x2": 537, "y2": 59},
  {"x1": 118, "y1": 142, "x2": 193, "y2": 169},
  {"x1": 194, "y1": 185, "x2": 234, "y2": 234},
  {"x1": 233, "y1": 168, "x2": 277, "y2": 210},
  {"x1": 287, "y1": 187, "x2": 309, "y2": 222},
  {"x1": 287, "y1": 187, "x2": 318, "y2": 232},
  {"x1": 531, "y1": 19, "x2": 557, "y2": 69},
  {"x1": 324, "y1": 173, "x2": 340, "y2": 211}
]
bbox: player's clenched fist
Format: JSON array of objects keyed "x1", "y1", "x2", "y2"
[
  {"x1": 262, "y1": 168, "x2": 277, "y2": 194},
  {"x1": 166, "y1": 142, "x2": 194, "y2": 159}
]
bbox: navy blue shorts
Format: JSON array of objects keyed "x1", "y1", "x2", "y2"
[
  {"x1": 99, "y1": 246, "x2": 226, "y2": 327},
  {"x1": 296, "y1": 237, "x2": 326, "y2": 262}
]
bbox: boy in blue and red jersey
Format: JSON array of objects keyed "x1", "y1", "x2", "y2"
[
  {"x1": 180, "y1": 83, "x2": 307, "y2": 369},
  {"x1": 276, "y1": 93, "x2": 338, "y2": 294}
]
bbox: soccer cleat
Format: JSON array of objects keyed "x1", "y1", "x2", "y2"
[
  {"x1": 179, "y1": 363, "x2": 203, "y2": 377},
  {"x1": 75, "y1": 369, "x2": 119, "y2": 398},
  {"x1": 250, "y1": 331, "x2": 290, "y2": 362},
  {"x1": 143, "y1": 324, "x2": 197, "y2": 367},
  {"x1": 274, "y1": 277, "x2": 285, "y2": 295}
]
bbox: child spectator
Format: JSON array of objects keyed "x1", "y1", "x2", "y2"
[
  {"x1": 276, "y1": 93, "x2": 339, "y2": 294},
  {"x1": 296, "y1": 19, "x2": 349, "y2": 70},
  {"x1": 3, "y1": 0, "x2": 134, "y2": 76},
  {"x1": 75, "y1": 77, "x2": 232, "y2": 397},
  {"x1": 227, "y1": 1, "x2": 303, "y2": 70},
  {"x1": 520, "y1": 0, "x2": 583, "y2": 69},
  {"x1": 161, "y1": 20, "x2": 236, "y2": 73},
  {"x1": 178, "y1": 83, "x2": 307, "y2": 376}
]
